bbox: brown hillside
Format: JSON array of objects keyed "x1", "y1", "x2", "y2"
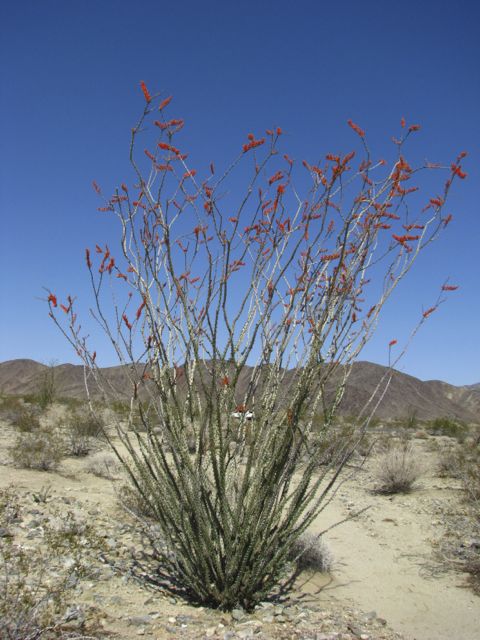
[{"x1": 0, "y1": 358, "x2": 478, "y2": 424}]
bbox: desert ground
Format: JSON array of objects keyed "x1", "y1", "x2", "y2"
[{"x1": 0, "y1": 401, "x2": 478, "y2": 640}]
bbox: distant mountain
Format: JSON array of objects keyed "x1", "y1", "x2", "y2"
[{"x1": 0, "y1": 359, "x2": 478, "y2": 425}]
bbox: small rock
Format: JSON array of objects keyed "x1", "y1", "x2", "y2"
[
  {"x1": 129, "y1": 615, "x2": 152, "y2": 626},
  {"x1": 205, "y1": 627, "x2": 216, "y2": 637},
  {"x1": 231, "y1": 608, "x2": 246, "y2": 621}
]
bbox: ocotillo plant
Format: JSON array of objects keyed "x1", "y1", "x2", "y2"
[{"x1": 47, "y1": 82, "x2": 466, "y2": 609}]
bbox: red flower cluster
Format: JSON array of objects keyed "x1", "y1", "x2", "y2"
[
  {"x1": 243, "y1": 133, "x2": 265, "y2": 153},
  {"x1": 347, "y1": 119, "x2": 365, "y2": 138},
  {"x1": 140, "y1": 80, "x2": 152, "y2": 103}
]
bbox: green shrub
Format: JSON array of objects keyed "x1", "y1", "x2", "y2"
[{"x1": 428, "y1": 417, "x2": 467, "y2": 440}]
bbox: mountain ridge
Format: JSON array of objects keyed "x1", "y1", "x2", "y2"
[{"x1": 0, "y1": 358, "x2": 478, "y2": 424}]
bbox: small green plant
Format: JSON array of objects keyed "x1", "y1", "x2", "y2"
[
  {"x1": 373, "y1": 443, "x2": 424, "y2": 494},
  {"x1": 11, "y1": 426, "x2": 64, "y2": 470},
  {"x1": 32, "y1": 484, "x2": 53, "y2": 504}
]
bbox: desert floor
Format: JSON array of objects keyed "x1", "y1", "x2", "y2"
[{"x1": 0, "y1": 408, "x2": 478, "y2": 640}]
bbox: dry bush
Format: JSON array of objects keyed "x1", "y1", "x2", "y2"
[
  {"x1": 436, "y1": 437, "x2": 480, "y2": 501},
  {"x1": 0, "y1": 396, "x2": 24, "y2": 423},
  {"x1": 0, "y1": 487, "x2": 104, "y2": 639},
  {"x1": 464, "y1": 558, "x2": 480, "y2": 595},
  {"x1": 288, "y1": 533, "x2": 333, "y2": 573},
  {"x1": 11, "y1": 426, "x2": 64, "y2": 471},
  {"x1": 63, "y1": 408, "x2": 104, "y2": 457},
  {"x1": 373, "y1": 443, "x2": 424, "y2": 494},
  {"x1": 8, "y1": 405, "x2": 41, "y2": 433},
  {"x1": 116, "y1": 481, "x2": 156, "y2": 519},
  {"x1": 84, "y1": 452, "x2": 122, "y2": 479}
]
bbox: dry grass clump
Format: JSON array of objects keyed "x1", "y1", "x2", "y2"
[
  {"x1": 11, "y1": 425, "x2": 64, "y2": 471},
  {"x1": 373, "y1": 442, "x2": 425, "y2": 494},
  {"x1": 288, "y1": 533, "x2": 333, "y2": 573},
  {"x1": 84, "y1": 452, "x2": 122, "y2": 479}
]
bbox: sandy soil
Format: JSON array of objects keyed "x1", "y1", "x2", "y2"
[
  {"x1": 308, "y1": 469, "x2": 479, "y2": 640},
  {"x1": 0, "y1": 408, "x2": 478, "y2": 639}
]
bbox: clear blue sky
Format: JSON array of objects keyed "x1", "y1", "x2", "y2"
[{"x1": 1, "y1": 0, "x2": 479, "y2": 385}]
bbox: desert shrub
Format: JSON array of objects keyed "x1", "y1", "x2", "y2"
[
  {"x1": 11, "y1": 426, "x2": 64, "y2": 470},
  {"x1": 464, "y1": 558, "x2": 480, "y2": 595},
  {"x1": 437, "y1": 445, "x2": 461, "y2": 478},
  {"x1": 63, "y1": 408, "x2": 104, "y2": 457},
  {"x1": 373, "y1": 443, "x2": 424, "y2": 494},
  {"x1": 85, "y1": 452, "x2": 122, "y2": 479},
  {"x1": 428, "y1": 416, "x2": 467, "y2": 440},
  {"x1": 117, "y1": 480, "x2": 156, "y2": 519},
  {"x1": 308, "y1": 422, "x2": 356, "y2": 466},
  {"x1": 0, "y1": 395, "x2": 24, "y2": 419},
  {"x1": 56, "y1": 396, "x2": 82, "y2": 409},
  {"x1": 288, "y1": 533, "x2": 333, "y2": 573},
  {"x1": 436, "y1": 438, "x2": 480, "y2": 503},
  {"x1": 458, "y1": 441, "x2": 480, "y2": 505},
  {"x1": 9, "y1": 406, "x2": 41, "y2": 433},
  {"x1": 111, "y1": 399, "x2": 130, "y2": 419},
  {"x1": 47, "y1": 84, "x2": 466, "y2": 610}
]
